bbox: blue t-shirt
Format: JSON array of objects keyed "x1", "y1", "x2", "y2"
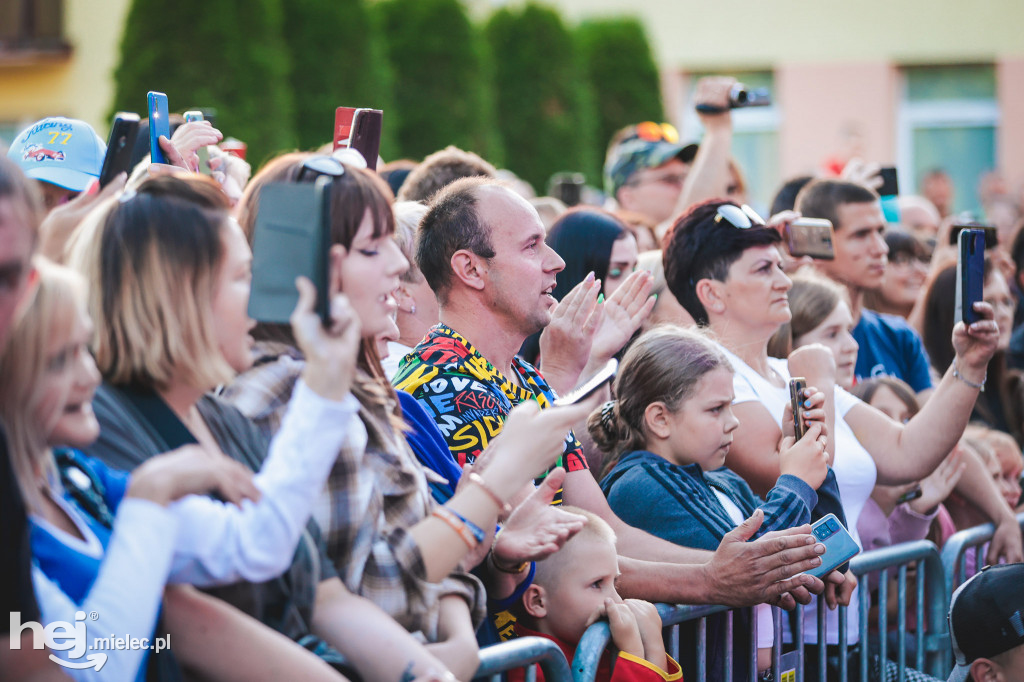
[
  {"x1": 30, "y1": 451, "x2": 129, "y2": 605},
  {"x1": 853, "y1": 309, "x2": 933, "y2": 392}
]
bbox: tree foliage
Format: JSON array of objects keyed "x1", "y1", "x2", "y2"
[
  {"x1": 111, "y1": 0, "x2": 296, "y2": 167},
  {"x1": 281, "y1": 0, "x2": 396, "y2": 154},
  {"x1": 576, "y1": 17, "x2": 664, "y2": 155},
  {"x1": 374, "y1": 0, "x2": 501, "y2": 164},
  {"x1": 486, "y1": 3, "x2": 598, "y2": 193}
]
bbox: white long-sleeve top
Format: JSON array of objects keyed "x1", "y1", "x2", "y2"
[{"x1": 31, "y1": 380, "x2": 360, "y2": 680}]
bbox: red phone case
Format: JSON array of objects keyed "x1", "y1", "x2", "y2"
[{"x1": 334, "y1": 107, "x2": 357, "y2": 151}]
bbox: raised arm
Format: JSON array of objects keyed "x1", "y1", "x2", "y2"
[{"x1": 845, "y1": 302, "x2": 999, "y2": 484}]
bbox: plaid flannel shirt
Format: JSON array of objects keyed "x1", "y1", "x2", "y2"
[{"x1": 221, "y1": 342, "x2": 485, "y2": 640}]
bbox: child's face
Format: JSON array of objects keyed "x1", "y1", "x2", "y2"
[
  {"x1": 660, "y1": 367, "x2": 738, "y2": 471},
  {"x1": 868, "y1": 385, "x2": 912, "y2": 424},
  {"x1": 34, "y1": 301, "x2": 102, "y2": 449},
  {"x1": 536, "y1": 537, "x2": 622, "y2": 645},
  {"x1": 991, "y1": 437, "x2": 1024, "y2": 508},
  {"x1": 793, "y1": 300, "x2": 859, "y2": 390}
]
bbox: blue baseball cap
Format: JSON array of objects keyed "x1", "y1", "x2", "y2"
[{"x1": 7, "y1": 117, "x2": 106, "y2": 192}]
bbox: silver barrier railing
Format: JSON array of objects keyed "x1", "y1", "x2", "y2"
[
  {"x1": 571, "y1": 540, "x2": 948, "y2": 682},
  {"x1": 938, "y1": 511, "x2": 1024, "y2": 671},
  {"x1": 474, "y1": 635, "x2": 573, "y2": 682}
]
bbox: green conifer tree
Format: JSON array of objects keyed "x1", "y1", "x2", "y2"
[
  {"x1": 111, "y1": 0, "x2": 295, "y2": 167},
  {"x1": 374, "y1": 0, "x2": 501, "y2": 164},
  {"x1": 576, "y1": 17, "x2": 664, "y2": 154},
  {"x1": 485, "y1": 3, "x2": 597, "y2": 193},
  {"x1": 281, "y1": 0, "x2": 397, "y2": 155}
]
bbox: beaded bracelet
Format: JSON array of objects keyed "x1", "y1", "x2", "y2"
[
  {"x1": 467, "y1": 472, "x2": 512, "y2": 515},
  {"x1": 432, "y1": 507, "x2": 485, "y2": 548},
  {"x1": 953, "y1": 360, "x2": 986, "y2": 392}
]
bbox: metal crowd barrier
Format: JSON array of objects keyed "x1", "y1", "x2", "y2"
[
  {"x1": 478, "y1": 516, "x2": 1024, "y2": 682},
  {"x1": 939, "y1": 511, "x2": 1024, "y2": 671},
  {"x1": 571, "y1": 540, "x2": 949, "y2": 682},
  {"x1": 474, "y1": 636, "x2": 573, "y2": 682}
]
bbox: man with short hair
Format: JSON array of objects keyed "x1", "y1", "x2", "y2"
[
  {"x1": 606, "y1": 76, "x2": 740, "y2": 240},
  {"x1": 396, "y1": 176, "x2": 833, "y2": 610},
  {"x1": 947, "y1": 563, "x2": 1024, "y2": 682},
  {"x1": 397, "y1": 145, "x2": 497, "y2": 203},
  {"x1": 796, "y1": 178, "x2": 936, "y2": 397}
]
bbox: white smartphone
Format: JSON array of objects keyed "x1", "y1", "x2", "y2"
[{"x1": 553, "y1": 358, "x2": 618, "y2": 407}]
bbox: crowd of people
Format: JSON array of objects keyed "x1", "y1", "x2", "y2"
[{"x1": 3, "y1": 73, "x2": 1024, "y2": 682}]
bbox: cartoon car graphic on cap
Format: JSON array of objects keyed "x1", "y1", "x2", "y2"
[{"x1": 22, "y1": 144, "x2": 65, "y2": 162}]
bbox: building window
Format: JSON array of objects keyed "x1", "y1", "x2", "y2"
[
  {"x1": 679, "y1": 70, "x2": 779, "y2": 216},
  {"x1": 0, "y1": 0, "x2": 69, "y2": 58},
  {"x1": 897, "y1": 65, "x2": 997, "y2": 216}
]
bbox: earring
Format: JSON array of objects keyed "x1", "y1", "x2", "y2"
[{"x1": 410, "y1": 304, "x2": 417, "y2": 315}]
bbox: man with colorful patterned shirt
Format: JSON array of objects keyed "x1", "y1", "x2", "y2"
[
  {"x1": 395, "y1": 324, "x2": 587, "y2": 500},
  {"x1": 396, "y1": 176, "x2": 837, "y2": 611}
]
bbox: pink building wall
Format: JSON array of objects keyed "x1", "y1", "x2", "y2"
[
  {"x1": 777, "y1": 62, "x2": 898, "y2": 180},
  {"x1": 998, "y1": 58, "x2": 1024, "y2": 193}
]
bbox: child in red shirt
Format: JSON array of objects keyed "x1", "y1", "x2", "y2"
[{"x1": 510, "y1": 507, "x2": 682, "y2": 681}]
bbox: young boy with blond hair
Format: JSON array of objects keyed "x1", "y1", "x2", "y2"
[{"x1": 511, "y1": 507, "x2": 682, "y2": 681}]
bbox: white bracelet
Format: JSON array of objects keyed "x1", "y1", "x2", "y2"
[{"x1": 952, "y1": 360, "x2": 985, "y2": 392}]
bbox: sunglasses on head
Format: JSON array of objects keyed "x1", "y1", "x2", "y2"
[
  {"x1": 298, "y1": 155, "x2": 346, "y2": 181},
  {"x1": 714, "y1": 204, "x2": 766, "y2": 229},
  {"x1": 632, "y1": 121, "x2": 680, "y2": 144}
]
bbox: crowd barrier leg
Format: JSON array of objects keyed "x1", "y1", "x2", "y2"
[{"x1": 939, "y1": 511, "x2": 1024, "y2": 672}]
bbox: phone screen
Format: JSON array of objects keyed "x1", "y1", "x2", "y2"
[
  {"x1": 350, "y1": 109, "x2": 383, "y2": 170},
  {"x1": 554, "y1": 358, "x2": 618, "y2": 407},
  {"x1": 147, "y1": 91, "x2": 170, "y2": 165}
]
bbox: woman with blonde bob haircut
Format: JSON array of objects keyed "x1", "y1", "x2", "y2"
[{"x1": 71, "y1": 175, "x2": 236, "y2": 391}]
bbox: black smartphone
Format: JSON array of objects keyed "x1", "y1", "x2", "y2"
[
  {"x1": 896, "y1": 486, "x2": 923, "y2": 504},
  {"x1": 955, "y1": 228, "x2": 985, "y2": 326},
  {"x1": 878, "y1": 167, "x2": 899, "y2": 197},
  {"x1": 549, "y1": 172, "x2": 585, "y2": 207},
  {"x1": 554, "y1": 359, "x2": 618, "y2": 407},
  {"x1": 789, "y1": 377, "x2": 808, "y2": 439},
  {"x1": 147, "y1": 91, "x2": 170, "y2": 165},
  {"x1": 785, "y1": 218, "x2": 835, "y2": 260},
  {"x1": 98, "y1": 113, "x2": 140, "y2": 188},
  {"x1": 949, "y1": 223, "x2": 998, "y2": 249},
  {"x1": 248, "y1": 177, "x2": 333, "y2": 326},
  {"x1": 350, "y1": 108, "x2": 383, "y2": 171}
]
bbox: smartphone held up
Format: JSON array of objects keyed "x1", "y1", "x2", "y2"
[{"x1": 955, "y1": 228, "x2": 985, "y2": 327}]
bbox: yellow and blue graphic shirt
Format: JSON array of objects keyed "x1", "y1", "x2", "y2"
[{"x1": 394, "y1": 324, "x2": 588, "y2": 498}]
